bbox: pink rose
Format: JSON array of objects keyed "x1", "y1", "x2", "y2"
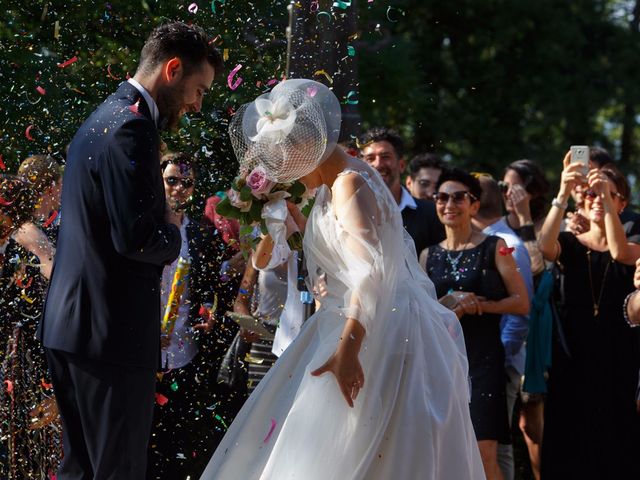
[{"x1": 246, "y1": 167, "x2": 275, "y2": 196}]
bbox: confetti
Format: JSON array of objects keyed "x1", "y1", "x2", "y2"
[
  {"x1": 129, "y1": 100, "x2": 141, "y2": 115},
  {"x1": 227, "y1": 64, "x2": 243, "y2": 90},
  {"x1": 310, "y1": 0, "x2": 319, "y2": 12},
  {"x1": 16, "y1": 276, "x2": 33, "y2": 289},
  {"x1": 344, "y1": 90, "x2": 359, "y2": 105},
  {"x1": 333, "y1": 0, "x2": 351, "y2": 8},
  {"x1": 170, "y1": 381, "x2": 179, "y2": 391},
  {"x1": 4, "y1": 380, "x2": 13, "y2": 394},
  {"x1": 57, "y1": 56, "x2": 78, "y2": 68},
  {"x1": 386, "y1": 6, "x2": 403, "y2": 22},
  {"x1": 53, "y1": 20, "x2": 60, "y2": 39},
  {"x1": 188, "y1": 3, "x2": 199, "y2": 14},
  {"x1": 313, "y1": 69, "x2": 333, "y2": 84},
  {"x1": 0, "y1": 154, "x2": 5, "y2": 171},
  {"x1": 347, "y1": 45, "x2": 356, "y2": 56},
  {"x1": 211, "y1": 0, "x2": 226, "y2": 13},
  {"x1": 36, "y1": 86, "x2": 46, "y2": 96},
  {"x1": 499, "y1": 246, "x2": 515, "y2": 256},
  {"x1": 155, "y1": 393, "x2": 169, "y2": 406},
  {"x1": 107, "y1": 64, "x2": 121, "y2": 80},
  {"x1": 41, "y1": 379, "x2": 53, "y2": 389},
  {"x1": 306, "y1": 86, "x2": 318, "y2": 97},
  {"x1": 25, "y1": 124, "x2": 35, "y2": 141},
  {"x1": 317, "y1": 11, "x2": 332, "y2": 23},
  {"x1": 263, "y1": 418, "x2": 277, "y2": 443}
]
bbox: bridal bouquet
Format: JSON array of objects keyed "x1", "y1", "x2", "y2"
[{"x1": 215, "y1": 166, "x2": 315, "y2": 251}]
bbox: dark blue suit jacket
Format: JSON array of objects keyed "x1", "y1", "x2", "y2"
[{"x1": 39, "y1": 82, "x2": 181, "y2": 369}]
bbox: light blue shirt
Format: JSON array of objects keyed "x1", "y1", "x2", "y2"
[{"x1": 483, "y1": 218, "x2": 534, "y2": 375}]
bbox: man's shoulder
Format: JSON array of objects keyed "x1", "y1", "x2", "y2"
[{"x1": 410, "y1": 197, "x2": 437, "y2": 217}]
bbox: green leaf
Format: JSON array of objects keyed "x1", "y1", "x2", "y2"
[
  {"x1": 289, "y1": 181, "x2": 306, "y2": 198},
  {"x1": 239, "y1": 225, "x2": 254, "y2": 237},
  {"x1": 301, "y1": 198, "x2": 315, "y2": 217},
  {"x1": 260, "y1": 219, "x2": 268, "y2": 236},
  {"x1": 215, "y1": 197, "x2": 232, "y2": 216},
  {"x1": 249, "y1": 199, "x2": 263, "y2": 222},
  {"x1": 240, "y1": 185, "x2": 252, "y2": 202}
]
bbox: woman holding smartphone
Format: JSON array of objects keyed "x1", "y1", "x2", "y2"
[{"x1": 537, "y1": 153, "x2": 640, "y2": 479}]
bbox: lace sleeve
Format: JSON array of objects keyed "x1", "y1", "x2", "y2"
[{"x1": 331, "y1": 172, "x2": 387, "y2": 334}]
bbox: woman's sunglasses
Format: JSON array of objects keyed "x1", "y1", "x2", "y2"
[
  {"x1": 164, "y1": 176, "x2": 194, "y2": 188},
  {"x1": 584, "y1": 189, "x2": 623, "y2": 201},
  {"x1": 433, "y1": 191, "x2": 478, "y2": 204}
]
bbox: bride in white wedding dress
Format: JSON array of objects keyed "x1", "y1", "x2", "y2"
[{"x1": 200, "y1": 79, "x2": 485, "y2": 479}]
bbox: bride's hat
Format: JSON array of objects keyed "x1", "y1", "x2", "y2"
[{"x1": 229, "y1": 79, "x2": 342, "y2": 183}]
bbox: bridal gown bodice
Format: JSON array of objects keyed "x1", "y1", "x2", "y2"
[{"x1": 200, "y1": 165, "x2": 486, "y2": 480}]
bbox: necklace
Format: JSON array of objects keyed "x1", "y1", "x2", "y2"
[
  {"x1": 586, "y1": 249, "x2": 612, "y2": 317},
  {"x1": 445, "y1": 232, "x2": 474, "y2": 282}
]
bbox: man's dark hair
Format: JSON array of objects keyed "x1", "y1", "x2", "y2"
[
  {"x1": 476, "y1": 176, "x2": 503, "y2": 219},
  {"x1": 436, "y1": 167, "x2": 482, "y2": 202},
  {"x1": 161, "y1": 151, "x2": 199, "y2": 180},
  {"x1": 589, "y1": 146, "x2": 614, "y2": 168},
  {"x1": 407, "y1": 153, "x2": 444, "y2": 179},
  {"x1": 138, "y1": 22, "x2": 223, "y2": 77},
  {"x1": 358, "y1": 127, "x2": 404, "y2": 159}
]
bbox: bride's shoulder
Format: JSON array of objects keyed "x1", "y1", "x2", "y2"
[{"x1": 332, "y1": 170, "x2": 370, "y2": 203}]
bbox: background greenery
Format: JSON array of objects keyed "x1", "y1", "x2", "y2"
[{"x1": 3, "y1": 1, "x2": 640, "y2": 204}]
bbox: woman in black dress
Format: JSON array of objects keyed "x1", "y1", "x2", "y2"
[
  {"x1": 538, "y1": 155, "x2": 640, "y2": 479},
  {"x1": 424, "y1": 168, "x2": 529, "y2": 480}
]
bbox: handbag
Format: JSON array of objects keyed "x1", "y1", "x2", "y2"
[{"x1": 216, "y1": 330, "x2": 251, "y2": 391}]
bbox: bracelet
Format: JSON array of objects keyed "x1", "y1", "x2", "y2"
[
  {"x1": 622, "y1": 290, "x2": 640, "y2": 328},
  {"x1": 518, "y1": 224, "x2": 536, "y2": 242},
  {"x1": 551, "y1": 198, "x2": 568, "y2": 210}
]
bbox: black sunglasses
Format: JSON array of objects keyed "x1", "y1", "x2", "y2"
[
  {"x1": 164, "y1": 176, "x2": 194, "y2": 188},
  {"x1": 433, "y1": 191, "x2": 478, "y2": 204}
]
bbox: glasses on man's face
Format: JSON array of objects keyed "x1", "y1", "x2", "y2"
[
  {"x1": 433, "y1": 191, "x2": 478, "y2": 204},
  {"x1": 164, "y1": 176, "x2": 194, "y2": 189},
  {"x1": 584, "y1": 189, "x2": 623, "y2": 201}
]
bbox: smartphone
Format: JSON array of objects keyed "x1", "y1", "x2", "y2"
[{"x1": 570, "y1": 145, "x2": 589, "y2": 172}]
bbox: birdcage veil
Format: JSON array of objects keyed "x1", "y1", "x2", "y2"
[{"x1": 229, "y1": 79, "x2": 342, "y2": 183}]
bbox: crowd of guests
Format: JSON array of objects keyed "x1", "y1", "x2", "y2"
[{"x1": 1, "y1": 127, "x2": 639, "y2": 479}]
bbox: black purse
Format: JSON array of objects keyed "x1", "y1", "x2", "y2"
[{"x1": 216, "y1": 330, "x2": 251, "y2": 391}]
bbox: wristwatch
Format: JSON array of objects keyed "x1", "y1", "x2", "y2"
[{"x1": 551, "y1": 197, "x2": 568, "y2": 210}]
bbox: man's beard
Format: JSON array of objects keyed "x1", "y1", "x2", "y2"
[{"x1": 156, "y1": 83, "x2": 185, "y2": 132}]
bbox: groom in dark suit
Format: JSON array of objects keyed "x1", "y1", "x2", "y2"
[{"x1": 38, "y1": 22, "x2": 223, "y2": 479}]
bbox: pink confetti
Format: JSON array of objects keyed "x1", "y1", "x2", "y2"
[
  {"x1": 129, "y1": 100, "x2": 141, "y2": 116},
  {"x1": 25, "y1": 124, "x2": 35, "y2": 141},
  {"x1": 227, "y1": 64, "x2": 243, "y2": 90},
  {"x1": 155, "y1": 393, "x2": 169, "y2": 406},
  {"x1": 307, "y1": 86, "x2": 318, "y2": 97},
  {"x1": 4, "y1": 380, "x2": 13, "y2": 394},
  {"x1": 0, "y1": 197, "x2": 14, "y2": 207},
  {"x1": 57, "y1": 56, "x2": 78, "y2": 68},
  {"x1": 266, "y1": 78, "x2": 279, "y2": 86},
  {"x1": 36, "y1": 86, "x2": 46, "y2": 96},
  {"x1": 263, "y1": 418, "x2": 277, "y2": 443},
  {"x1": 188, "y1": 2, "x2": 198, "y2": 14}
]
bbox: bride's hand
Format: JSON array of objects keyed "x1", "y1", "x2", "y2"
[{"x1": 311, "y1": 347, "x2": 365, "y2": 408}]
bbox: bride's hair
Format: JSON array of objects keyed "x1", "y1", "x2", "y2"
[{"x1": 229, "y1": 79, "x2": 342, "y2": 183}]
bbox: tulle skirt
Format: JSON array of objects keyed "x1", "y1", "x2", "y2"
[{"x1": 200, "y1": 285, "x2": 485, "y2": 480}]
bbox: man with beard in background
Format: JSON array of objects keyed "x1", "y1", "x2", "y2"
[
  {"x1": 359, "y1": 127, "x2": 445, "y2": 256},
  {"x1": 38, "y1": 22, "x2": 223, "y2": 479}
]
